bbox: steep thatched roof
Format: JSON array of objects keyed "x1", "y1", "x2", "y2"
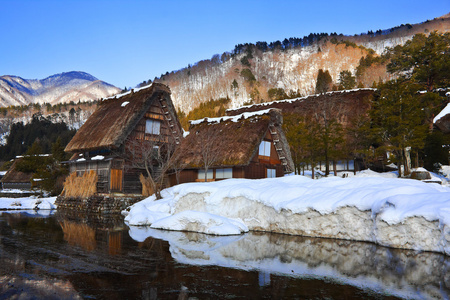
[
  {"x1": 226, "y1": 89, "x2": 375, "y2": 128},
  {"x1": 176, "y1": 109, "x2": 293, "y2": 170},
  {"x1": 434, "y1": 103, "x2": 450, "y2": 134},
  {"x1": 65, "y1": 83, "x2": 180, "y2": 153},
  {"x1": 1, "y1": 159, "x2": 33, "y2": 183}
]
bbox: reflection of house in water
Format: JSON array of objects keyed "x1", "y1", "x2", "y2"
[
  {"x1": 58, "y1": 212, "x2": 125, "y2": 255},
  {"x1": 60, "y1": 221, "x2": 97, "y2": 251}
]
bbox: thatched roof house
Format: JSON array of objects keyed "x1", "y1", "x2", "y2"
[
  {"x1": 64, "y1": 83, "x2": 183, "y2": 195},
  {"x1": 171, "y1": 108, "x2": 294, "y2": 184},
  {"x1": 1, "y1": 159, "x2": 33, "y2": 190},
  {"x1": 434, "y1": 102, "x2": 450, "y2": 134}
]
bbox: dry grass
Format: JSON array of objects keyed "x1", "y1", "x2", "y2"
[
  {"x1": 139, "y1": 174, "x2": 154, "y2": 197},
  {"x1": 61, "y1": 171, "x2": 98, "y2": 198}
]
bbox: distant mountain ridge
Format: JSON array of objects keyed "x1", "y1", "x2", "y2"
[{"x1": 0, "y1": 71, "x2": 120, "y2": 107}]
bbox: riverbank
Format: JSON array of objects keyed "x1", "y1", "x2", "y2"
[
  {"x1": 0, "y1": 195, "x2": 56, "y2": 210},
  {"x1": 123, "y1": 170, "x2": 450, "y2": 255}
]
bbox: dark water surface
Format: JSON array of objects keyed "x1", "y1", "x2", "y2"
[{"x1": 0, "y1": 210, "x2": 449, "y2": 299}]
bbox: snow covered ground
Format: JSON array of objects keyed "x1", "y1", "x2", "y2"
[
  {"x1": 123, "y1": 169, "x2": 450, "y2": 255},
  {"x1": 0, "y1": 196, "x2": 57, "y2": 210}
]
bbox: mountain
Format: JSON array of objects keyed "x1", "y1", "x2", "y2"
[
  {"x1": 0, "y1": 71, "x2": 121, "y2": 107},
  {"x1": 152, "y1": 14, "x2": 450, "y2": 113}
]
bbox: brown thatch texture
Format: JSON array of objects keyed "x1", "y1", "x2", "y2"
[
  {"x1": 65, "y1": 83, "x2": 179, "y2": 153},
  {"x1": 1, "y1": 159, "x2": 33, "y2": 183},
  {"x1": 435, "y1": 113, "x2": 450, "y2": 134},
  {"x1": 176, "y1": 109, "x2": 286, "y2": 168},
  {"x1": 227, "y1": 89, "x2": 374, "y2": 128},
  {"x1": 61, "y1": 171, "x2": 98, "y2": 198},
  {"x1": 139, "y1": 174, "x2": 154, "y2": 197}
]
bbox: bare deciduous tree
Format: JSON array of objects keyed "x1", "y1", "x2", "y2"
[
  {"x1": 123, "y1": 135, "x2": 180, "y2": 199},
  {"x1": 195, "y1": 124, "x2": 221, "y2": 182}
]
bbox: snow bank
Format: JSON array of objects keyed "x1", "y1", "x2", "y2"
[
  {"x1": 0, "y1": 196, "x2": 57, "y2": 210},
  {"x1": 124, "y1": 174, "x2": 450, "y2": 254},
  {"x1": 151, "y1": 211, "x2": 248, "y2": 235},
  {"x1": 129, "y1": 229, "x2": 450, "y2": 299}
]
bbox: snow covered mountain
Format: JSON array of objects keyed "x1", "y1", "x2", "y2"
[
  {"x1": 154, "y1": 14, "x2": 450, "y2": 113},
  {"x1": 0, "y1": 71, "x2": 121, "y2": 107}
]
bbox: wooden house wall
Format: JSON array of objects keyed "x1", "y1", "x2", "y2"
[
  {"x1": 127, "y1": 101, "x2": 172, "y2": 143},
  {"x1": 120, "y1": 100, "x2": 178, "y2": 194},
  {"x1": 69, "y1": 160, "x2": 111, "y2": 193},
  {"x1": 242, "y1": 162, "x2": 283, "y2": 179},
  {"x1": 169, "y1": 169, "x2": 197, "y2": 186},
  {"x1": 2, "y1": 182, "x2": 32, "y2": 190}
]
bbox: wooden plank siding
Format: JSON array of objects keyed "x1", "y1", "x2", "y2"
[
  {"x1": 129, "y1": 101, "x2": 172, "y2": 143},
  {"x1": 110, "y1": 169, "x2": 123, "y2": 192}
]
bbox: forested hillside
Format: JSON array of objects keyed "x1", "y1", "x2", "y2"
[{"x1": 146, "y1": 14, "x2": 449, "y2": 114}]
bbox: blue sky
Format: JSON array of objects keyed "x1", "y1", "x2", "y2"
[{"x1": 1, "y1": 0, "x2": 448, "y2": 88}]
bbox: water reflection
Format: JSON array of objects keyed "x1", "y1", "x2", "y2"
[
  {"x1": 130, "y1": 226, "x2": 450, "y2": 299},
  {"x1": 0, "y1": 211, "x2": 441, "y2": 299}
]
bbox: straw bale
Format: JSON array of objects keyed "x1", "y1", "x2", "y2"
[
  {"x1": 62, "y1": 171, "x2": 98, "y2": 198},
  {"x1": 139, "y1": 174, "x2": 154, "y2": 197}
]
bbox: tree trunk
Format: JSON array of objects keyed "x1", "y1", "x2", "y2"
[
  {"x1": 312, "y1": 167, "x2": 315, "y2": 179},
  {"x1": 333, "y1": 160, "x2": 337, "y2": 176},
  {"x1": 325, "y1": 150, "x2": 330, "y2": 176},
  {"x1": 404, "y1": 147, "x2": 411, "y2": 175},
  {"x1": 398, "y1": 151, "x2": 403, "y2": 178}
]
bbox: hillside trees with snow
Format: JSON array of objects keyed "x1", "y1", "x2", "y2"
[
  {"x1": 370, "y1": 81, "x2": 428, "y2": 176},
  {"x1": 315, "y1": 69, "x2": 333, "y2": 94},
  {"x1": 15, "y1": 138, "x2": 70, "y2": 195},
  {"x1": 338, "y1": 70, "x2": 356, "y2": 90},
  {"x1": 386, "y1": 31, "x2": 450, "y2": 91},
  {"x1": 369, "y1": 31, "x2": 450, "y2": 175},
  {"x1": 0, "y1": 114, "x2": 76, "y2": 162}
]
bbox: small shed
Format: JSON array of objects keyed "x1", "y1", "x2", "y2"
[
  {"x1": 171, "y1": 108, "x2": 294, "y2": 184},
  {"x1": 1, "y1": 159, "x2": 33, "y2": 190},
  {"x1": 63, "y1": 83, "x2": 183, "y2": 196}
]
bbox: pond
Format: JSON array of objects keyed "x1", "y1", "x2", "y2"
[{"x1": 0, "y1": 210, "x2": 449, "y2": 299}]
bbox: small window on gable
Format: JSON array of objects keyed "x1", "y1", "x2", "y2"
[
  {"x1": 259, "y1": 140, "x2": 271, "y2": 157},
  {"x1": 145, "y1": 119, "x2": 161, "y2": 135}
]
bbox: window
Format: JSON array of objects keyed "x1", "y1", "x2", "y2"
[
  {"x1": 267, "y1": 168, "x2": 276, "y2": 178},
  {"x1": 216, "y1": 168, "x2": 233, "y2": 179},
  {"x1": 145, "y1": 119, "x2": 161, "y2": 135},
  {"x1": 259, "y1": 141, "x2": 271, "y2": 157},
  {"x1": 198, "y1": 169, "x2": 213, "y2": 180}
]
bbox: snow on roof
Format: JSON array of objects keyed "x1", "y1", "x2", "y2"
[
  {"x1": 101, "y1": 84, "x2": 153, "y2": 102},
  {"x1": 433, "y1": 102, "x2": 450, "y2": 123},
  {"x1": 91, "y1": 155, "x2": 105, "y2": 160},
  {"x1": 190, "y1": 108, "x2": 274, "y2": 125},
  {"x1": 226, "y1": 88, "x2": 377, "y2": 113}
]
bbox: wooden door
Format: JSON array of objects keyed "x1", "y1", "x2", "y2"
[{"x1": 110, "y1": 169, "x2": 123, "y2": 192}]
